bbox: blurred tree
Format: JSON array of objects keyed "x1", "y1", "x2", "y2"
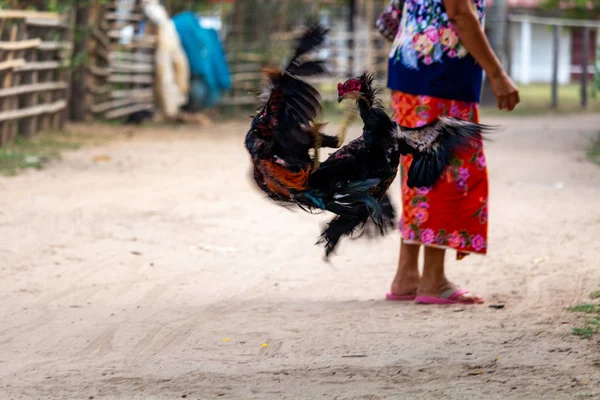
[
  {"x1": 164, "y1": 0, "x2": 213, "y2": 15},
  {"x1": 543, "y1": 0, "x2": 600, "y2": 19},
  {"x1": 592, "y1": 38, "x2": 600, "y2": 98},
  {"x1": 0, "y1": 0, "x2": 73, "y2": 12}
]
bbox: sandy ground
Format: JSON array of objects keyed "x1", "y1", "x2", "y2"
[{"x1": 0, "y1": 115, "x2": 600, "y2": 400}]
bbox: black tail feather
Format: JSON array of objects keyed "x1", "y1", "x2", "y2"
[
  {"x1": 316, "y1": 193, "x2": 396, "y2": 258},
  {"x1": 317, "y1": 215, "x2": 365, "y2": 258},
  {"x1": 287, "y1": 60, "x2": 328, "y2": 77},
  {"x1": 286, "y1": 23, "x2": 329, "y2": 72}
]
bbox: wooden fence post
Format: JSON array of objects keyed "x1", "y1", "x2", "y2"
[
  {"x1": 366, "y1": 0, "x2": 374, "y2": 74},
  {"x1": 551, "y1": 24, "x2": 559, "y2": 109},
  {"x1": 2, "y1": 22, "x2": 20, "y2": 143},
  {"x1": 70, "y1": 0, "x2": 90, "y2": 121},
  {"x1": 581, "y1": 26, "x2": 590, "y2": 108},
  {"x1": 21, "y1": 21, "x2": 39, "y2": 138},
  {"x1": 347, "y1": 0, "x2": 356, "y2": 77}
]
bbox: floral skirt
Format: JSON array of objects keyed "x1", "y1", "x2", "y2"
[{"x1": 391, "y1": 90, "x2": 489, "y2": 259}]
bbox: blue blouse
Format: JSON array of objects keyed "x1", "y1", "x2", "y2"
[{"x1": 387, "y1": 0, "x2": 486, "y2": 103}]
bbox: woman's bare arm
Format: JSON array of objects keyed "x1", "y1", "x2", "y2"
[
  {"x1": 443, "y1": 0, "x2": 520, "y2": 110},
  {"x1": 443, "y1": 0, "x2": 502, "y2": 77}
]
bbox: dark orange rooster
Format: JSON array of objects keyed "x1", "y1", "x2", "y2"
[{"x1": 245, "y1": 23, "x2": 341, "y2": 204}]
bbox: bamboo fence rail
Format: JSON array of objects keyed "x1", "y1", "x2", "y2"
[{"x1": 0, "y1": 10, "x2": 71, "y2": 146}]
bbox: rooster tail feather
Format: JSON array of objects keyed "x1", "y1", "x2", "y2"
[
  {"x1": 335, "y1": 178, "x2": 380, "y2": 195},
  {"x1": 317, "y1": 215, "x2": 364, "y2": 258},
  {"x1": 293, "y1": 178, "x2": 380, "y2": 216},
  {"x1": 286, "y1": 23, "x2": 329, "y2": 72},
  {"x1": 286, "y1": 60, "x2": 328, "y2": 77},
  {"x1": 317, "y1": 193, "x2": 396, "y2": 258},
  {"x1": 377, "y1": 193, "x2": 396, "y2": 229}
]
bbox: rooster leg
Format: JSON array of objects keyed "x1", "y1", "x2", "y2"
[
  {"x1": 311, "y1": 134, "x2": 338, "y2": 170},
  {"x1": 337, "y1": 107, "x2": 357, "y2": 147},
  {"x1": 320, "y1": 133, "x2": 340, "y2": 149},
  {"x1": 311, "y1": 131, "x2": 322, "y2": 170}
]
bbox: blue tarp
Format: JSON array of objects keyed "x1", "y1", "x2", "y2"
[{"x1": 172, "y1": 11, "x2": 232, "y2": 111}]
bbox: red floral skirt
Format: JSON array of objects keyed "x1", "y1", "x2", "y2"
[{"x1": 391, "y1": 91, "x2": 489, "y2": 259}]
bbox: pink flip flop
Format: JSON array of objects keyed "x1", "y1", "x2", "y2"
[
  {"x1": 385, "y1": 292, "x2": 417, "y2": 301},
  {"x1": 415, "y1": 288, "x2": 485, "y2": 305}
]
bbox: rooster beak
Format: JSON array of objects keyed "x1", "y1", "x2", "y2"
[{"x1": 337, "y1": 95, "x2": 343, "y2": 103}]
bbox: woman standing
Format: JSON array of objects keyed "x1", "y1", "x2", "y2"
[{"x1": 386, "y1": 0, "x2": 519, "y2": 304}]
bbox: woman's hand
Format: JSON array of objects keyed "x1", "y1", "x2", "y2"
[
  {"x1": 488, "y1": 71, "x2": 520, "y2": 111},
  {"x1": 443, "y1": 0, "x2": 520, "y2": 111}
]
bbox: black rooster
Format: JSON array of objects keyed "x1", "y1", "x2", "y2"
[
  {"x1": 304, "y1": 74, "x2": 401, "y2": 257},
  {"x1": 337, "y1": 73, "x2": 491, "y2": 189},
  {"x1": 245, "y1": 23, "x2": 342, "y2": 203},
  {"x1": 308, "y1": 72, "x2": 490, "y2": 257}
]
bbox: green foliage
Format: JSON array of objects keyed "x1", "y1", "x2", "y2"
[
  {"x1": 0, "y1": 130, "x2": 115, "y2": 176},
  {"x1": 167, "y1": 0, "x2": 213, "y2": 15},
  {"x1": 0, "y1": 0, "x2": 109, "y2": 12},
  {"x1": 588, "y1": 132, "x2": 600, "y2": 166},
  {"x1": 592, "y1": 40, "x2": 600, "y2": 99},
  {"x1": 0, "y1": 134, "x2": 80, "y2": 176},
  {"x1": 542, "y1": 0, "x2": 600, "y2": 19},
  {"x1": 568, "y1": 304, "x2": 599, "y2": 313},
  {"x1": 567, "y1": 296, "x2": 600, "y2": 339}
]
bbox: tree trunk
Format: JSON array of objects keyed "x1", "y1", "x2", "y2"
[{"x1": 69, "y1": 1, "x2": 90, "y2": 121}]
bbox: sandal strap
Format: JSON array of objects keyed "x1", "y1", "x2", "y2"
[{"x1": 441, "y1": 288, "x2": 470, "y2": 301}]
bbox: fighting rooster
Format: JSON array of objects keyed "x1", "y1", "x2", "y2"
[
  {"x1": 305, "y1": 73, "x2": 400, "y2": 257},
  {"x1": 245, "y1": 25, "x2": 394, "y2": 259},
  {"x1": 309, "y1": 72, "x2": 490, "y2": 257},
  {"x1": 337, "y1": 73, "x2": 491, "y2": 189},
  {"x1": 245, "y1": 23, "x2": 341, "y2": 204}
]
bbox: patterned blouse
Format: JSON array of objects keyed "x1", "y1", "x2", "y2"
[{"x1": 387, "y1": 0, "x2": 486, "y2": 103}]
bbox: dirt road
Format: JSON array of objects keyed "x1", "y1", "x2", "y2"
[{"x1": 1, "y1": 115, "x2": 599, "y2": 399}]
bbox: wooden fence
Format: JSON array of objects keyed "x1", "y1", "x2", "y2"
[
  {"x1": 0, "y1": 10, "x2": 71, "y2": 146},
  {"x1": 0, "y1": 0, "x2": 392, "y2": 144},
  {"x1": 221, "y1": 0, "x2": 392, "y2": 107},
  {"x1": 87, "y1": 0, "x2": 157, "y2": 120}
]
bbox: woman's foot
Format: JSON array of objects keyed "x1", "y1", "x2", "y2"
[
  {"x1": 417, "y1": 278, "x2": 484, "y2": 304},
  {"x1": 387, "y1": 242, "x2": 421, "y2": 299},
  {"x1": 390, "y1": 271, "x2": 420, "y2": 297},
  {"x1": 418, "y1": 246, "x2": 484, "y2": 304}
]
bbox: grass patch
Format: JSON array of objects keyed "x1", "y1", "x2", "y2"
[
  {"x1": 0, "y1": 130, "x2": 110, "y2": 176},
  {"x1": 220, "y1": 83, "x2": 600, "y2": 122},
  {"x1": 481, "y1": 84, "x2": 600, "y2": 116},
  {"x1": 568, "y1": 304, "x2": 599, "y2": 314},
  {"x1": 567, "y1": 295, "x2": 600, "y2": 339},
  {"x1": 587, "y1": 132, "x2": 600, "y2": 166}
]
